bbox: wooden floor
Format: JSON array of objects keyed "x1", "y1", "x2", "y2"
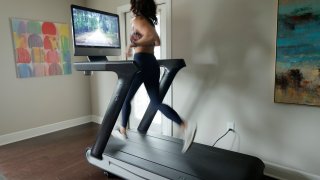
[
  {"x1": 0, "y1": 123, "x2": 121, "y2": 180},
  {"x1": 0, "y1": 122, "x2": 278, "y2": 180}
]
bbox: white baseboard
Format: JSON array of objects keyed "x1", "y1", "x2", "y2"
[
  {"x1": 91, "y1": 115, "x2": 121, "y2": 127},
  {"x1": 91, "y1": 115, "x2": 103, "y2": 124},
  {"x1": 0, "y1": 116, "x2": 91, "y2": 146},
  {"x1": 264, "y1": 161, "x2": 320, "y2": 180}
]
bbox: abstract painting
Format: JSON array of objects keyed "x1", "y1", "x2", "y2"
[
  {"x1": 275, "y1": 0, "x2": 320, "y2": 106},
  {"x1": 11, "y1": 18, "x2": 72, "y2": 78}
]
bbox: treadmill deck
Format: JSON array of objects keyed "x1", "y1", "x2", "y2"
[{"x1": 103, "y1": 131, "x2": 264, "y2": 180}]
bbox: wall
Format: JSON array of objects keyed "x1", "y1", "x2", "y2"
[
  {"x1": 0, "y1": 0, "x2": 91, "y2": 136},
  {"x1": 86, "y1": 0, "x2": 320, "y2": 179},
  {"x1": 171, "y1": 0, "x2": 320, "y2": 179}
]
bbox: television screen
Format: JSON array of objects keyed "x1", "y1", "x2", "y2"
[{"x1": 71, "y1": 5, "x2": 121, "y2": 59}]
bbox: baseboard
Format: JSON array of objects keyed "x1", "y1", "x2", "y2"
[
  {"x1": 264, "y1": 161, "x2": 320, "y2": 180},
  {"x1": 0, "y1": 116, "x2": 91, "y2": 146},
  {"x1": 91, "y1": 115, "x2": 121, "y2": 127},
  {"x1": 91, "y1": 115, "x2": 103, "y2": 124}
]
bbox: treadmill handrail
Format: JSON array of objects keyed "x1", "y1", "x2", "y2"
[
  {"x1": 74, "y1": 59, "x2": 186, "y2": 159},
  {"x1": 75, "y1": 60, "x2": 139, "y2": 159}
]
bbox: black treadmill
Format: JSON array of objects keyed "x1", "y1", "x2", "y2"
[{"x1": 74, "y1": 59, "x2": 265, "y2": 180}]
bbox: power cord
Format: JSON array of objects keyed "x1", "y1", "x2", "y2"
[{"x1": 212, "y1": 128, "x2": 235, "y2": 147}]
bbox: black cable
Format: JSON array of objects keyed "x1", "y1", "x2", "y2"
[{"x1": 212, "y1": 129, "x2": 234, "y2": 147}]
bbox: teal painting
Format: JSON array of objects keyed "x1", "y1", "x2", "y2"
[{"x1": 275, "y1": 0, "x2": 320, "y2": 106}]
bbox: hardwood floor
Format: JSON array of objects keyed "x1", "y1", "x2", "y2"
[
  {"x1": 0, "y1": 122, "x2": 279, "y2": 180},
  {"x1": 0, "y1": 123, "x2": 121, "y2": 180}
]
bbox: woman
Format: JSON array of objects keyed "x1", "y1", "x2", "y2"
[{"x1": 113, "y1": 0, "x2": 196, "y2": 153}]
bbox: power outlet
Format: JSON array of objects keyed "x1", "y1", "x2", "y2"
[{"x1": 227, "y1": 122, "x2": 235, "y2": 132}]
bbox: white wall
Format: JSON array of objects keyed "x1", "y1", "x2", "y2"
[
  {"x1": 0, "y1": 0, "x2": 91, "y2": 135},
  {"x1": 78, "y1": 0, "x2": 320, "y2": 179},
  {"x1": 171, "y1": 0, "x2": 320, "y2": 179}
]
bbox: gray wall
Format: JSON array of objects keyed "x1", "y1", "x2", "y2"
[
  {"x1": 171, "y1": 0, "x2": 320, "y2": 178},
  {"x1": 0, "y1": 0, "x2": 91, "y2": 135}
]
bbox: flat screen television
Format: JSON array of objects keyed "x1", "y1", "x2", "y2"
[{"x1": 70, "y1": 4, "x2": 121, "y2": 61}]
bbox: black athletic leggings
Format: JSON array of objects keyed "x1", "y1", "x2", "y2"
[{"x1": 121, "y1": 53, "x2": 183, "y2": 128}]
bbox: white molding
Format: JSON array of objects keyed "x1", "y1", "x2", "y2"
[
  {"x1": 264, "y1": 161, "x2": 320, "y2": 180},
  {"x1": 0, "y1": 116, "x2": 91, "y2": 146},
  {"x1": 161, "y1": 0, "x2": 172, "y2": 59},
  {"x1": 91, "y1": 115, "x2": 122, "y2": 128},
  {"x1": 117, "y1": 5, "x2": 130, "y2": 60},
  {"x1": 91, "y1": 115, "x2": 103, "y2": 124}
]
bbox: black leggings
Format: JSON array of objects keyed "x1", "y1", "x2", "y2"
[{"x1": 121, "y1": 53, "x2": 183, "y2": 128}]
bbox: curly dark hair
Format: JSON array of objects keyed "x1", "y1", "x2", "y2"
[{"x1": 130, "y1": 0, "x2": 158, "y2": 26}]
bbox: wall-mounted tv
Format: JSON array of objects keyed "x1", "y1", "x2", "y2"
[{"x1": 71, "y1": 4, "x2": 121, "y2": 61}]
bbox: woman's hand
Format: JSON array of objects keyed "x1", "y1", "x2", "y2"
[
  {"x1": 126, "y1": 46, "x2": 133, "y2": 58},
  {"x1": 126, "y1": 43, "x2": 137, "y2": 58}
]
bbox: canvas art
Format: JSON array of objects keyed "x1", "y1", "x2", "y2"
[
  {"x1": 275, "y1": 0, "x2": 320, "y2": 106},
  {"x1": 11, "y1": 18, "x2": 72, "y2": 78}
]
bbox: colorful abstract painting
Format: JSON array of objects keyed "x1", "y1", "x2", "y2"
[
  {"x1": 275, "y1": 0, "x2": 320, "y2": 106},
  {"x1": 11, "y1": 18, "x2": 72, "y2": 78}
]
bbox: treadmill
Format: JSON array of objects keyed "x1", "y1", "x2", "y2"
[{"x1": 74, "y1": 59, "x2": 265, "y2": 180}]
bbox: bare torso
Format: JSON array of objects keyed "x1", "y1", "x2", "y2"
[
  {"x1": 134, "y1": 41, "x2": 155, "y2": 54},
  {"x1": 130, "y1": 16, "x2": 160, "y2": 54}
]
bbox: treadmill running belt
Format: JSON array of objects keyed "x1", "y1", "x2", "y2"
[{"x1": 104, "y1": 131, "x2": 264, "y2": 180}]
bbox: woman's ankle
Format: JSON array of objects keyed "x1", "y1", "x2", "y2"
[
  {"x1": 120, "y1": 126, "x2": 127, "y2": 135},
  {"x1": 180, "y1": 121, "x2": 187, "y2": 130}
]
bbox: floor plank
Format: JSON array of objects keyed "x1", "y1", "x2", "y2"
[{"x1": 0, "y1": 123, "x2": 121, "y2": 180}]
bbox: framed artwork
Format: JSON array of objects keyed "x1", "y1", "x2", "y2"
[
  {"x1": 275, "y1": 0, "x2": 320, "y2": 106},
  {"x1": 11, "y1": 18, "x2": 72, "y2": 78}
]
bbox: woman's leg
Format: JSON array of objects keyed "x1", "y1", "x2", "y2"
[
  {"x1": 121, "y1": 72, "x2": 143, "y2": 129},
  {"x1": 135, "y1": 53, "x2": 196, "y2": 152},
  {"x1": 142, "y1": 56, "x2": 183, "y2": 125}
]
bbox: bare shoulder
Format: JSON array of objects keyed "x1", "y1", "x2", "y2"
[
  {"x1": 132, "y1": 16, "x2": 150, "y2": 26},
  {"x1": 133, "y1": 16, "x2": 145, "y2": 22}
]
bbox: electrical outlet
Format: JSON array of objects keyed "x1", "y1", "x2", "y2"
[{"x1": 227, "y1": 122, "x2": 235, "y2": 132}]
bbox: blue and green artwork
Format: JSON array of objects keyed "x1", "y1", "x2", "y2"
[{"x1": 275, "y1": 0, "x2": 320, "y2": 106}]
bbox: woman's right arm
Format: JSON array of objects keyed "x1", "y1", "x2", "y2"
[{"x1": 131, "y1": 17, "x2": 160, "y2": 47}]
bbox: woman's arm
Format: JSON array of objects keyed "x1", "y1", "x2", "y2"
[{"x1": 131, "y1": 17, "x2": 160, "y2": 47}]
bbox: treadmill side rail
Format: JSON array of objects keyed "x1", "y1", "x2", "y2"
[
  {"x1": 74, "y1": 59, "x2": 186, "y2": 159},
  {"x1": 86, "y1": 149, "x2": 169, "y2": 180},
  {"x1": 74, "y1": 61, "x2": 139, "y2": 159}
]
